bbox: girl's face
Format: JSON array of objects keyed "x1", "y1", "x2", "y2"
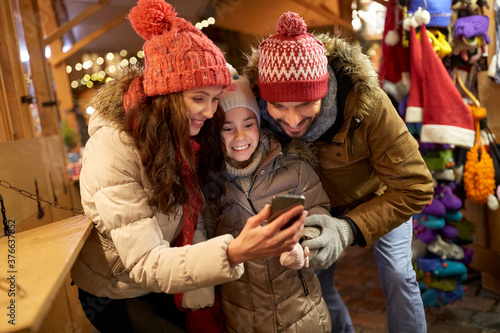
[
  {"x1": 183, "y1": 86, "x2": 224, "y2": 136},
  {"x1": 221, "y1": 107, "x2": 260, "y2": 164}
]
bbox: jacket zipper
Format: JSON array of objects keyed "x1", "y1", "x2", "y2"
[
  {"x1": 244, "y1": 176, "x2": 259, "y2": 214},
  {"x1": 297, "y1": 270, "x2": 309, "y2": 296}
]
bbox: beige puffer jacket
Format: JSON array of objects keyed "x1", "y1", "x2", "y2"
[
  {"x1": 207, "y1": 134, "x2": 332, "y2": 333},
  {"x1": 71, "y1": 70, "x2": 243, "y2": 300}
]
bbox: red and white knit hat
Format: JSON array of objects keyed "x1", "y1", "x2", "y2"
[
  {"x1": 258, "y1": 12, "x2": 329, "y2": 102},
  {"x1": 419, "y1": 25, "x2": 475, "y2": 148},
  {"x1": 126, "y1": 0, "x2": 230, "y2": 97}
]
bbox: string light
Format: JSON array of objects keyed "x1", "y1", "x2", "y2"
[
  {"x1": 86, "y1": 106, "x2": 95, "y2": 115},
  {"x1": 195, "y1": 17, "x2": 215, "y2": 30},
  {"x1": 69, "y1": 49, "x2": 145, "y2": 90}
]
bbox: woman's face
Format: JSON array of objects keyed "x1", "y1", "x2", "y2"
[
  {"x1": 221, "y1": 107, "x2": 260, "y2": 164},
  {"x1": 182, "y1": 86, "x2": 224, "y2": 136}
]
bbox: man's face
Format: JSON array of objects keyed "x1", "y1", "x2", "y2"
[{"x1": 266, "y1": 100, "x2": 322, "y2": 138}]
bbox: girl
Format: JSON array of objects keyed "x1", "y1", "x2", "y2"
[
  {"x1": 71, "y1": 1, "x2": 306, "y2": 332},
  {"x1": 205, "y1": 66, "x2": 332, "y2": 333}
]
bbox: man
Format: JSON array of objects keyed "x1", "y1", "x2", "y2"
[{"x1": 244, "y1": 11, "x2": 434, "y2": 333}]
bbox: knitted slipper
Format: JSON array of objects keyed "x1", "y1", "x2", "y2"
[
  {"x1": 427, "y1": 235, "x2": 465, "y2": 260},
  {"x1": 441, "y1": 223, "x2": 459, "y2": 239},
  {"x1": 423, "y1": 196, "x2": 446, "y2": 217},
  {"x1": 415, "y1": 214, "x2": 446, "y2": 230},
  {"x1": 435, "y1": 184, "x2": 463, "y2": 210},
  {"x1": 445, "y1": 210, "x2": 463, "y2": 221},
  {"x1": 413, "y1": 221, "x2": 438, "y2": 243},
  {"x1": 418, "y1": 257, "x2": 467, "y2": 278},
  {"x1": 422, "y1": 285, "x2": 465, "y2": 307}
]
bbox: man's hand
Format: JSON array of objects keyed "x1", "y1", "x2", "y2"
[{"x1": 301, "y1": 215, "x2": 354, "y2": 269}]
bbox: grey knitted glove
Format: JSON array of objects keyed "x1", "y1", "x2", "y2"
[{"x1": 301, "y1": 215, "x2": 354, "y2": 269}]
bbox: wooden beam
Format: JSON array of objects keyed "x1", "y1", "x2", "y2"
[
  {"x1": 43, "y1": 0, "x2": 111, "y2": 46},
  {"x1": 39, "y1": 0, "x2": 81, "y2": 149},
  {"x1": 50, "y1": 11, "x2": 128, "y2": 67},
  {"x1": 19, "y1": 0, "x2": 60, "y2": 137},
  {"x1": 293, "y1": 0, "x2": 353, "y2": 30},
  {"x1": 0, "y1": 0, "x2": 35, "y2": 140},
  {"x1": 0, "y1": 62, "x2": 15, "y2": 142}
]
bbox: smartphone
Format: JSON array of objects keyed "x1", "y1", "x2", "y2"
[{"x1": 268, "y1": 194, "x2": 306, "y2": 230}]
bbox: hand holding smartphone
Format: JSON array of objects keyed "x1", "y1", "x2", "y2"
[{"x1": 268, "y1": 194, "x2": 306, "y2": 230}]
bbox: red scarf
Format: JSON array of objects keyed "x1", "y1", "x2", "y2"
[{"x1": 173, "y1": 140, "x2": 225, "y2": 333}]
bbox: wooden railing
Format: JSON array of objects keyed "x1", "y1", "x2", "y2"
[{"x1": 0, "y1": 215, "x2": 93, "y2": 332}]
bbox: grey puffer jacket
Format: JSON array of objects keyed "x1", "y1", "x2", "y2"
[{"x1": 207, "y1": 133, "x2": 332, "y2": 333}]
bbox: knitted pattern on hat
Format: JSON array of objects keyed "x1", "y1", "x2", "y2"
[
  {"x1": 258, "y1": 12, "x2": 329, "y2": 102},
  {"x1": 226, "y1": 132, "x2": 270, "y2": 194},
  {"x1": 126, "y1": 0, "x2": 230, "y2": 98}
]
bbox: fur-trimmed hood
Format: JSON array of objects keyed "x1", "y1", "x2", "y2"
[
  {"x1": 243, "y1": 33, "x2": 382, "y2": 120},
  {"x1": 86, "y1": 66, "x2": 143, "y2": 135}
]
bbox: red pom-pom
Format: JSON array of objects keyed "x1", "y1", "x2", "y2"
[
  {"x1": 276, "y1": 12, "x2": 307, "y2": 37},
  {"x1": 128, "y1": 0, "x2": 177, "y2": 40}
]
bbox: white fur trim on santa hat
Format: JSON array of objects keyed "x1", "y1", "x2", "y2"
[
  {"x1": 405, "y1": 106, "x2": 423, "y2": 123},
  {"x1": 420, "y1": 124, "x2": 475, "y2": 148}
]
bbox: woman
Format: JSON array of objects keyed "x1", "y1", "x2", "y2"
[{"x1": 70, "y1": 1, "x2": 306, "y2": 332}]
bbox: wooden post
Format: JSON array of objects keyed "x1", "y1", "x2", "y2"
[
  {"x1": 18, "y1": 0, "x2": 60, "y2": 137},
  {"x1": 37, "y1": 0, "x2": 80, "y2": 148},
  {"x1": 0, "y1": 0, "x2": 35, "y2": 141},
  {"x1": 0, "y1": 62, "x2": 15, "y2": 142}
]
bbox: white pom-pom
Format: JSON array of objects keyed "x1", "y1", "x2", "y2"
[
  {"x1": 410, "y1": 16, "x2": 419, "y2": 29},
  {"x1": 419, "y1": 9, "x2": 431, "y2": 25},
  {"x1": 488, "y1": 193, "x2": 499, "y2": 211},
  {"x1": 385, "y1": 30, "x2": 400, "y2": 46},
  {"x1": 403, "y1": 17, "x2": 412, "y2": 31}
]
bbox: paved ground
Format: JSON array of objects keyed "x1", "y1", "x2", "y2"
[{"x1": 335, "y1": 245, "x2": 500, "y2": 332}]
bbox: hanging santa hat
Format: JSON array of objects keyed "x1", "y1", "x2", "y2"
[
  {"x1": 379, "y1": 0, "x2": 409, "y2": 85},
  {"x1": 419, "y1": 25, "x2": 475, "y2": 148},
  {"x1": 405, "y1": 26, "x2": 423, "y2": 122}
]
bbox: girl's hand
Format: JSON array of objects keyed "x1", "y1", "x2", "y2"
[{"x1": 227, "y1": 204, "x2": 307, "y2": 266}]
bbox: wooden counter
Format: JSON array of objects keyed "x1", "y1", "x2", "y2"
[{"x1": 0, "y1": 215, "x2": 93, "y2": 333}]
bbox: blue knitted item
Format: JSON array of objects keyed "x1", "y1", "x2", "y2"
[{"x1": 408, "y1": 0, "x2": 452, "y2": 27}]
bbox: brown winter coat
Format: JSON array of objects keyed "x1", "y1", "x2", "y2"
[
  {"x1": 206, "y1": 134, "x2": 331, "y2": 333},
  {"x1": 244, "y1": 34, "x2": 434, "y2": 246}
]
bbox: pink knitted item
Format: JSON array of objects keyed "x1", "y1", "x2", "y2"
[
  {"x1": 125, "y1": 0, "x2": 230, "y2": 100},
  {"x1": 258, "y1": 11, "x2": 329, "y2": 102}
]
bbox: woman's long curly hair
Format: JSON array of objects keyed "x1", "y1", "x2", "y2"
[{"x1": 123, "y1": 85, "x2": 226, "y2": 216}]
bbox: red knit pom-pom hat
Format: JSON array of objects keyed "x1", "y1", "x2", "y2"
[
  {"x1": 127, "y1": 0, "x2": 230, "y2": 96},
  {"x1": 258, "y1": 12, "x2": 329, "y2": 102}
]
